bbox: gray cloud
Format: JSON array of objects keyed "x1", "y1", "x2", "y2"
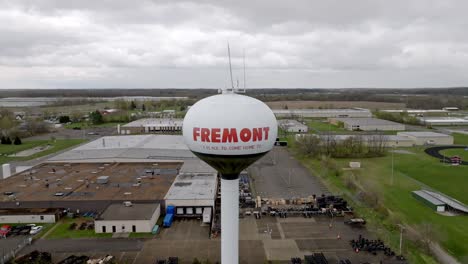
[{"x1": 0, "y1": 0, "x2": 468, "y2": 88}]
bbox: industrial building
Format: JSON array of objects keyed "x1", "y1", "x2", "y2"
[
  {"x1": 417, "y1": 117, "x2": 468, "y2": 126},
  {"x1": 0, "y1": 135, "x2": 220, "y2": 230},
  {"x1": 412, "y1": 190, "x2": 468, "y2": 214},
  {"x1": 120, "y1": 118, "x2": 183, "y2": 134},
  {"x1": 381, "y1": 109, "x2": 449, "y2": 116},
  {"x1": 397, "y1": 132, "x2": 454, "y2": 145},
  {"x1": 329, "y1": 118, "x2": 405, "y2": 131},
  {"x1": 272, "y1": 108, "x2": 371, "y2": 118},
  {"x1": 412, "y1": 190, "x2": 446, "y2": 212},
  {"x1": 277, "y1": 119, "x2": 308, "y2": 133},
  {"x1": 95, "y1": 203, "x2": 160, "y2": 233},
  {"x1": 0, "y1": 208, "x2": 59, "y2": 224},
  {"x1": 48, "y1": 135, "x2": 195, "y2": 162},
  {"x1": 164, "y1": 159, "x2": 217, "y2": 220},
  {"x1": 0, "y1": 162, "x2": 179, "y2": 211}
]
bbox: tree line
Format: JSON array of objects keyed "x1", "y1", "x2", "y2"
[{"x1": 296, "y1": 134, "x2": 388, "y2": 158}]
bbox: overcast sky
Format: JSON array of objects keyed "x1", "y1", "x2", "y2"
[{"x1": 1, "y1": 0, "x2": 468, "y2": 89}]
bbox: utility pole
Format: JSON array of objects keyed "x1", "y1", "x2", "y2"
[
  {"x1": 391, "y1": 145, "x2": 395, "y2": 185},
  {"x1": 398, "y1": 224, "x2": 405, "y2": 255}
]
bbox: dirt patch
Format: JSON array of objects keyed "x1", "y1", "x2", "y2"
[{"x1": 266, "y1": 100, "x2": 405, "y2": 110}]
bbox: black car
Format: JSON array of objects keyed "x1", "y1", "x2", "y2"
[{"x1": 9, "y1": 226, "x2": 23, "y2": 236}]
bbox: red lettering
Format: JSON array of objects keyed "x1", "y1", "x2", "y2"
[
  {"x1": 211, "y1": 128, "x2": 221, "y2": 143},
  {"x1": 193, "y1": 127, "x2": 200, "y2": 141},
  {"x1": 263, "y1": 127, "x2": 270, "y2": 140},
  {"x1": 252, "y1": 128, "x2": 262, "y2": 142},
  {"x1": 240, "y1": 128, "x2": 252, "y2": 142},
  {"x1": 222, "y1": 128, "x2": 238, "y2": 143},
  {"x1": 201, "y1": 128, "x2": 210, "y2": 142}
]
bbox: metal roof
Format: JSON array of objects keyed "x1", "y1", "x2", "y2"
[
  {"x1": 99, "y1": 203, "x2": 160, "y2": 221},
  {"x1": 333, "y1": 118, "x2": 403, "y2": 126},
  {"x1": 398, "y1": 132, "x2": 452, "y2": 138},
  {"x1": 423, "y1": 190, "x2": 468, "y2": 213},
  {"x1": 49, "y1": 135, "x2": 195, "y2": 162},
  {"x1": 273, "y1": 108, "x2": 370, "y2": 114},
  {"x1": 412, "y1": 190, "x2": 445, "y2": 206},
  {"x1": 122, "y1": 118, "x2": 183, "y2": 128}
]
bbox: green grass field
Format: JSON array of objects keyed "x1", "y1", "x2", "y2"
[
  {"x1": 46, "y1": 218, "x2": 112, "y2": 239},
  {"x1": 453, "y1": 133, "x2": 468, "y2": 145},
  {"x1": 0, "y1": 139, "x2": 86, "y2": 165},
  {"x1": 293, "y1": 144, "x2": 468, "y2": 263},
  {"x1": 440, "y1": 148, "x2": 468, "y2": 161},
  {"x1": 306, "y1": 119, "x2": 345, "y2": 132}
]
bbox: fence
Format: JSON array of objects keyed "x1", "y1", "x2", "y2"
[{"x1": 0, "y1": 237, "x2": 31, "y2": 264}]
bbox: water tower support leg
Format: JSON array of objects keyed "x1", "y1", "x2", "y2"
[{"x1": 221, "y1": 177, "x2": 239, "y2": 264}]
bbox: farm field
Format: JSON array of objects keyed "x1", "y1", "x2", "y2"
[
  {"x1": 0, "y1": 139, "x2": 86, "y2": 165},
  {"x1": 266, "y1": 100, "x2": 405, "y2": 110},
  {"x1": 293, "y1": 144, "x2": 468, "y2": 263}
]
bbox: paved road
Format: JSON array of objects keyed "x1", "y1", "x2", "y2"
[
  {"x1": 249, "y1": 147, "x2": 330, "y2": 199},
  {"x1": 23, "y1": 238, "x2": 145, "y2": 253}
]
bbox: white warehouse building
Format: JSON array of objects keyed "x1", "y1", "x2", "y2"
[
  {"x1": 330, "y1": 118, "x2": 405, "y2": 131},
  {"x1": 95, "y1": 203, "x2": 160, "y2": 234},
  {"x1": 273, "y1": 108, "x2": 372, "y2": 118},
  {"x1": 397, "y1": 132, "x2": 454, "y2": 145},
  {"x1": 278, "y1": 119, "x2": 308, "y2": 133}
]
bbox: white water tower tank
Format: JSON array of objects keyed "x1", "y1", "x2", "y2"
[{"x1": 183, "y1": 92, "x2": 277, "y2": 264}]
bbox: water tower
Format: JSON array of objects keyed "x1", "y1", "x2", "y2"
[{"x1": 183, "y1": 90, "x2": 277, "y2": 263}]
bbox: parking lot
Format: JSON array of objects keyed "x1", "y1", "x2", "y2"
[
  {"x1": 249, "y1": 146, "x2": 330, "y2": 199},
  {"x1": 14, "y1": 216, "x2": 401, "y2": 264}
]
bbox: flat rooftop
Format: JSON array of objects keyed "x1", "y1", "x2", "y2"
[
  {"x1": 0, "y1": 208, "x2": 59, "y2": 215},
  {"x1": 0, "y1": 162, "x2": 180, "y2": 203},
  {"x1": 398, "y1": 132, "x2": 452, "y2": 138},
  {"x1": 278, "y1": 119, "x2": 308, "y2": 128},
  {"x1": 123, "y1": 118, "x2": 183, "y2": 128},
  {"x1": 273, "y1": 108, "x2": 370, "y2": 113},
  {"x1": 49, "y1": 135, "x2": 195, "y2": 162},
  {"x1": 165, "y1": 159, "x2": 217, "y2": 201},
  {"x1": 333, "y1": 118, "x2": 402, "y2": 126},
  {"x1": 99, "y1": 203, "x2": 160, "y2": 221},
  {"x1": 418, "y1": 117, "x2": 468, "y2": 123}
]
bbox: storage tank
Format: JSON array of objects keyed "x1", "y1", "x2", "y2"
[{"x1": 183, "y1": 91, "x2": 277, "y2": 264}]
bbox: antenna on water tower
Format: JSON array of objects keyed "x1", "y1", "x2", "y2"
[{"x1": 228, "y1": 43, "x2": 234, "y2": 91}]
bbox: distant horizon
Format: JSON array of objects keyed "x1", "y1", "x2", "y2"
[{"x1": 2, "y1": 1, "x2": 468, "y2": 89}]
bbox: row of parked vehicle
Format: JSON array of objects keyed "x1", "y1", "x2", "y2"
[{"x1": 0, "y1": 223, "x2": 43, "y2": 238}]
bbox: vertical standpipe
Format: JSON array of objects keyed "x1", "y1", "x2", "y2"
[
  {"x1": 2, "y1": 163, "x2": 11, "y2": 179},
  {"x1": 221, "y1": 177, "x2": 239, "y2": 264}
]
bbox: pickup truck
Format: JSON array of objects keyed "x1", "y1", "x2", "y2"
[{"x1": 0, "y1": 225, "x2": 12, "y2": 238}]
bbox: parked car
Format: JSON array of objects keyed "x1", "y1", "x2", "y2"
[
  {"x1": 30, "y1": 226, "x2": 43, "y2": 235},
  {"x1": 0, "y1": 225, "x2": 12, "y2": 238},
  {"x1": 9, "y1": 226, "x2": 22, "y2": 236}
]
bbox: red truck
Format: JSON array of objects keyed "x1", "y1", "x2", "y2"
[{"x1": 0, "y1": 225, "x2": 12, "y2": 238}]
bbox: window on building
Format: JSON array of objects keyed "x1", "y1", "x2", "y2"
[
  {"x1": 112, "y1": 226, "x2": 116, "y2": 232},
  {"x1": 102, "y1": 226, "x2": 106, "y2": 233},
  {"x1": 40, "y1": 216, "x2": 44, "y2": 220},
  {"x1": 132, "y1": 225, "x2": 136, "y2": 232}
]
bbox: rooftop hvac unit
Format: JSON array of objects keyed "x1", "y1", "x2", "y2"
[{"x1": 97, "y1": 176, "x2": 109, "y2": 184}]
